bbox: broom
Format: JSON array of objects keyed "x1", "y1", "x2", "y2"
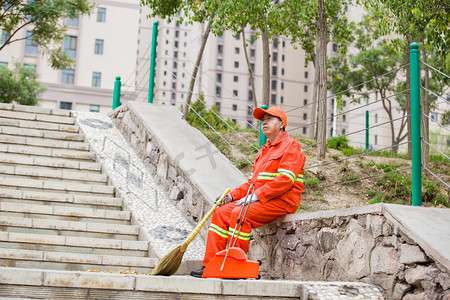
[{"x1": 151, "y1": 188, "x2": 231, "y2": 276}]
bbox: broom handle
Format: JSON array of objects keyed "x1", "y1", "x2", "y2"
[{"x1": 180, "y1": 188, "x2": 231, "y2": 252}]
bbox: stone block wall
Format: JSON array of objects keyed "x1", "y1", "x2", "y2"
[
  {"x1": 249, "y1": 207, "x2": 450, "y2": 300},
  {"x1": 109, "y1": 105, "x2": 212, "y2": 240}
]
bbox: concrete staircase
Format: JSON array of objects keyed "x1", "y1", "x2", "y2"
[{"x1": 0, "y1": 103, "x2": 157, "y2": 275}]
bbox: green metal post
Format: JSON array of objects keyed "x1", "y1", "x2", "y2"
[
  {"x1": 112, "y1": 76, "x2": 121, "y2": 110},
  {"x1": 148, "y1": 21, "x2": 158, "y2": 103},
  {"x1": 410, "y1": 42, "x2": 422, "y2": 206},
  {"x1": 259, "y1": 105, "x2": 267, "y2": 147},
  {"x1": 365, "y1": 110, "x2": 369, "y2": 150}
]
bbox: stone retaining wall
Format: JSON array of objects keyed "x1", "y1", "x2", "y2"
[
  {"x1": 249, "y1": 206, "x2": 450, "y2": 300},
  {"x1": 109, "y1": 105, "x2": 213, "y2": 240}
]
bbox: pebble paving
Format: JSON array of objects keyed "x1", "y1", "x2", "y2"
[
  {"x1": 74, "y1": 111, "x2": 204, "y2": 260},
  {"x1": 303, "y1": 281, "x2": 385, "y2": 299}
]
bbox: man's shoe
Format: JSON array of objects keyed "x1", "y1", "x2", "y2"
[{"x1": 190, "y1": 266, "x2": 205, "y2": 278}]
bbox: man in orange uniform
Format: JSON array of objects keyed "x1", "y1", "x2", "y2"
[{"x1": 190, "y1": 106, "x2": 306, "y2": 278}]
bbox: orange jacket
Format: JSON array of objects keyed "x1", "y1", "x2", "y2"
[{"x1": 230, "y1": 131, "x2": 306, "y2": 214}]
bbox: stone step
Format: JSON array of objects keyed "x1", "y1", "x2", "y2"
[
  {"x1": 0, "y1": 232, "x2": 148, "y2": 257},
  {"x1": 0, "y1": 202, "x2": 130, "y2": 224},
  {"x1": 0, "y1": 216, "x2": 139, "y2": 240},
  {"x1": 0, "y1": 134, "x2": 89, "y2": 151},
  {"x1": 0, "y1": 103, "x2": 71, "y2": 117},
  {"x1": 0, "y1": 117, "x2": 79, "y2": 133},
  {"x1": 0, "y1": 126, "x2": 84, "y2": 141},
  {"x1": 0, "y1": 176, "x2": 115, "y2": 195},
  {"x1": 0, "y1": 267, "x2": 313, "y2": 299},
  {"x1": 0, "y1": 165, "x2": 108, "y2": 184},
  {"x1": 0, "y1": 109, "x2": 75, "y2": 125},
  {"x1": 0, "y1": 144, "x2": 95, "y2": 160},
  {"x1": 0, "y1": 152, "x2": 102, "y2": 172},
  {"x1": 0, "y1": 188, "x2": 122, "y2": 210},
  {"x1": 0, "y1": 249, "x2": 156, "y2": 274}
]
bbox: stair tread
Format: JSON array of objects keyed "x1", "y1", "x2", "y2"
[
  {"x1": 0, "y1": 202, "x2": 130, "y2": 220},
  {"x1": 0, "y1": 232, "x2": 148, "y2": 250},
  {"x1": 0, "y1": 110, "x2": 74, "y2": 124},
  {"x1": 0, "y1": 134, "x2": 89, "y2": 150},
  {"x1": 0, "y1": 248, "x2": 156, "y2": 267},
  {"x1": 0, "y1": 144, "x2": 95, "y2": 160},
  {"x1": 0, "y1": 126, "x2": 84, "y2": 141},
  {"x1": 0, "y1": 117, "x2": 79, "y2": 133},
  {"x1": 0, "y1": 216, "x2": 138, "y2": 235}
]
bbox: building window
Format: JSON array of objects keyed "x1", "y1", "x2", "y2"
[
  {"x1": 174, "y1": 51, "x2": 178, "y2": 58},
  {"x1": 431, "y1": 112, "x2": 438, "y2": 122},
  {"x1": 303, "y1": 113, "x2": 307, "y2": 120},
  {"x1": 92, "y1": 72, "x2": 102, "y2": 87},
  {"x1": 248, "y1": 91, "x2": 253, "y2": 102},
  {"x1": 271, "y1": 80, "x2": 277, "y2": 90},
  {"x1": 234, "y1": 61, "x2": 239, "y2": 68},
  {"x1": 332, "y1": 43, "x2": 338, "y2": 53},
  {"x1": 62, "y1": 69, "x2": 75, "y2": 84},
  {"x1": 172, "y1": 82, "x2": 176, "y2": 89},
  {"x1": 250, "y1": 35, "x2": 256, "y2": 45},
  {"x1": 25, "y1": 31, "x2": 38, "y2": 55},
  {"x1": 235, "y1": 47, "x2": 239, "y2": 54},
  {"x1": 281, "y1": 82, "x2": 284, "y2": 89},
  {"x1": 343, "y1": 114, "x2": 346, "y2": 122},
  {"x1": 90, "y1": 104, "x2": 100, "y2": 112},
  {"x1": 281, "y1": 68, "x2": 285, "y2": 76},
  {"x1": 171, "y1": 93, "x2": 176, "y2": 100},
  {"x1": 342, "y1": 128, "x2": 346, "y2": 135},
  {"x1": 217, "y1": 59, "x2": 222, "y2": 70},
  {"x1": 232, "y1": 104, "x2": 237, "y2": 111},
  {"x1": 59, "y1": 101, "x2": 72, "y2": 110},
  {"x1": 304, "y1": 99, "x2": 307, "y2": 106},
  {"x1": 215, "y1": 102, "x2": 221, "y2": 111},
  {"x1": 66, "y1": 16, "x2": 79, "y2": 27},
  {"x1": 233, "y1": 75, "x2": 238, "y2": 82},
  {"x1": 248, "y1": 106, "x2": 253, "y2": 116},
  {"x1": 235, "y1": 33, "x2": 240, "y2": 40},
  {"x1": 218, "y1": 34, "x2": 224, "y2": 42},
  {"x1": 233, "y1": 90, "x2": 238, "y2": 97},
  {"x1": 174, "y1": 41, "x2": 179, "y2": 48},
  {"x1": 175, "y1": 30, "x2": 179, "y2": 38},
  {"x1": 282, "y1": 54, "x2": 285, "y2": 62},
  {"x1": 303, "y1": 127, "x2": 307, "y2": 134},
  {"x1": 343, "y1": 100, "x2": 347, "y2": 107},
  {"x1": 250, "y1": 63, "x2": 255, "y2": 72},
  {"x1": 280, "y1": 96, "x2": 284, "y2": 104},
  {"x1": 173, "y1": 61, "x2": 177, "y2": 69},
  {"x1": 272, "y1": 52, "x2": 278, "y2": 62},
  {"x1": 375, "y1": 113, "x2": 378, "y2": 123},
  {"x1": 375, "y1": 135, "x2": 378, "y2": 145},
  {"x1": 94, "y1": 39, "x2": 103, "y2": 54},
  {"x1": 304, "y1": 85, "x2": 308, "y2": 92},
  {"x1": 97, "y1": 7, "x2": 106, "y2": 22},
  {"x1": 216, "y1": 86, "x2": 221, "y2": 96},
  {"x1": 273, "y1": 39, "x2": 278, "y2": 48},
  {"x1": 1, "y1": 30, "x2": 10, "y2": 45},
  {"x1": 232, "y1": 119, "x2": 237, "y2": 124},
  {"x1": 243, "y1": 49, "x2": 253, "y2": 61},
  {"x1": 24, "y1": 64, "x2": 36, "y2": 71},
  {"x1": 271, "y1": 94, "x2": 276, "y2": 104},
  {"x1": 218, "y1": 44, "x2": 223, "y2": 55},
  {"x1": 272, "y1": 66, "x2": 277, "y2": 76},
  {"x1": 64, "y1": 36, "x2": 77, "y2": 59},
  {"x1": 0, "y1": 62, "x2": 7, "y2": 68},
  {"x1": 216, "y1": 73, "x2": 222, "y2": 84},
  {"x1": 305, "y1": 71, "x2": 309, "y2": 78}
]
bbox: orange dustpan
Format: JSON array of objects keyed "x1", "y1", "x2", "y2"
[{"x1": 202, "y1": 247, "x2": 260, "y2": 279}]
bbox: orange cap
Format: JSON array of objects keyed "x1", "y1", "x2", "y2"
[{"x1": 253, "y1": 106, "x2": 287, "y2": 128}]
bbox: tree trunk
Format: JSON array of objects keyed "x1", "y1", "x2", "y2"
[
  {"x1": 405, "y1": 37, "x2": 412, "y2": 159},
  {"x1": 310, "y1": 53, "x2": 318, "y2": 140},
  {"x1": 420, "y1": 34, "x2": 429, "y2": 167},
  {"x1": 261, "y1": 24, "x2": 270, "y2": 107},
  {"x1": 183, "y1": 15, "x2": 213, "y2": 119},
  {"x1": 242, "y1": 28, "x2": 258, "y2": 109},
  {"x1": 316, "y1": 0, "x2": 328, "y2": 160}
]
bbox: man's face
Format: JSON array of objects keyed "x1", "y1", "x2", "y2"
[{"x1": 261, "y1": 113, "x2": 284, "y2": 137}]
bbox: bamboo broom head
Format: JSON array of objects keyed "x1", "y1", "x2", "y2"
[{"x1": 150, "y1": 245, "x2": 185, "y2": 276}]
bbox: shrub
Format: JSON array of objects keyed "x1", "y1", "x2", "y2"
[{"x1": 327, "y1": 136, "x2": 350, "y2": 150}]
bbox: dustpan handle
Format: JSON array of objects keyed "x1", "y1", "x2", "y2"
[{"x1": 180, "y1": 188, "x2": 231, "y2": 252}]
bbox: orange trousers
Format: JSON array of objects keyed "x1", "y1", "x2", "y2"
[{"x1": 202, "y1": 199, "x2": 289, "y2": 266}]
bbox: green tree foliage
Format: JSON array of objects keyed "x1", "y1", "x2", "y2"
[
  {"x1": 0, "y1": 0, "x2": 94, "y2": 69},
  {"x1": 0, "y1": 62, "x2": 45, "y2": 105}
]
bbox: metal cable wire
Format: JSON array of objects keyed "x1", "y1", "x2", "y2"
[
  {"x1": 421, "y1": 86, "x2": 450, "y2": 105},
  {"x1": 158, "y1": 62, "x2": 260, "y2": 149},
  {"x1": 157, "y1": 46, "x2": 259, "y2": 132},
  {"x1": 421, "y1": 61, "x2": 450, "y2": 80},
  {"x1": 286, "y1": 64, "x2": 409, "y2": 114},
  {"x1": 422, "y1": 166, "x2": 450, "y2": 189},
  {"x1": 308, "y1": 166, "x2": 412, "y2": 191},
  {"x1": 304, "y1": 114, "x2": 410, "y2": 149},
  {"x1": 159, "y1": 34, "x2": 257, "y2": 112},
  {"x1": 157, "y1": 62, "x2": 259, "y2": 150},
  {"x1": 422, "y1": 112, "x2": 450, "y2": 133},
  {"x1": 184, "y1": 101, "x2": 253, "y2": 166},
  {"x1": 120, "y1": 43, "x2": 153, "y2": 97},
  {"x1": 305, "y1": 141, "x2": 411, "y2": 170},
  {"x1": 422, "y1": 140, "x2": 450, "y2": 161},
  {"x1": 288, "y1": 89, "x2": 409, "y2": 133}
]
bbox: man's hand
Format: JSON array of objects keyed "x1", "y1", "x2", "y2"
[
  {"x1": 235, "y1": 193, "x2": 259, "y2": 206},
  {"x1": 216, "y1": 194, "x2": 233, "y2": 206}
]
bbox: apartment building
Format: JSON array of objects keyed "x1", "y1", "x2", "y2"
[{"x1": 0, "y1": 0, "x2": 141, "y2": 113}]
